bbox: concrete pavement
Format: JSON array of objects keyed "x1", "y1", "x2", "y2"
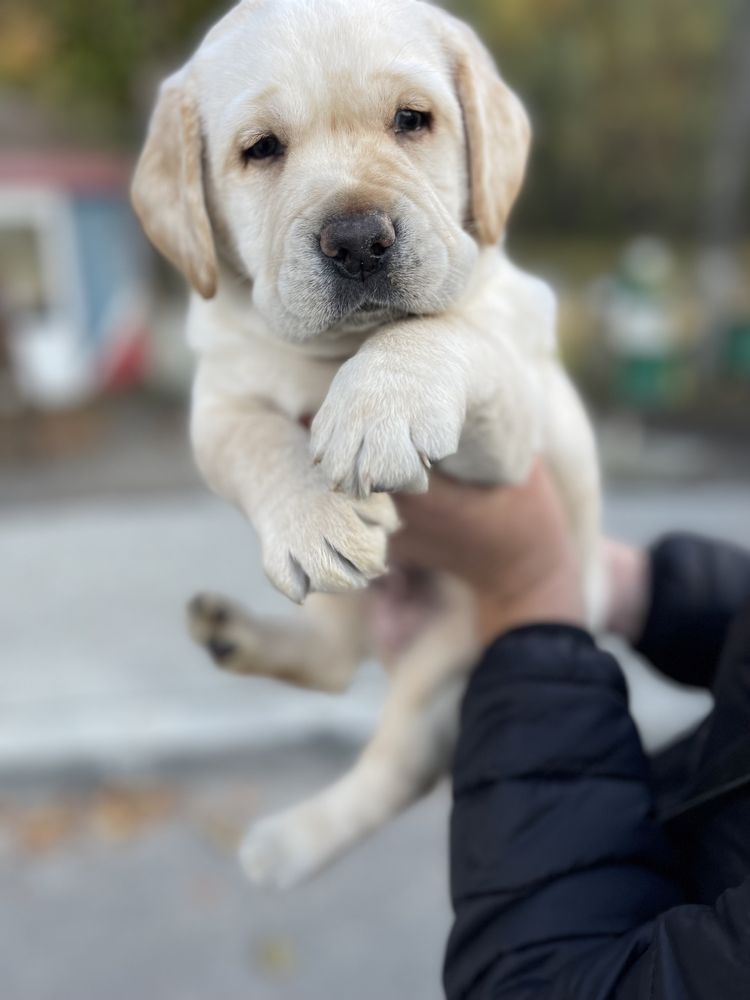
[
  {"x1": 0, "y1": 492, "x2": 385, "y2": 771},
  {"x1": 0, "y1": 747, "x2": 452, "y2": 1000}
]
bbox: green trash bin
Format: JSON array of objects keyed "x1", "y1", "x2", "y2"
[
  {"x1": 723, "y1": 322, "x2": 750, "y2": 380},
  {"x1": 614, "y1": 353, "x2": 690, "y2": 411}
]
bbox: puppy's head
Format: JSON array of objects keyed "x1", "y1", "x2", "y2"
[{"x1": 132, "y1": 0, "x2": 530, "y2": 341}]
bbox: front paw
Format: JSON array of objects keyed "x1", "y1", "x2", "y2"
[
  {"x1": 258, "y1": 488, "x2": 398, "y2": 603},
  {"x1": 310, "y1": 357, "x2": 464, "y2": 497}
]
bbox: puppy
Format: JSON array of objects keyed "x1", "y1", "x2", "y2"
[{"x1": 132, "y1": 0, "x2": 603, "y2": 889}]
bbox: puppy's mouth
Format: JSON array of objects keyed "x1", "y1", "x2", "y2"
[
  {"x1": 328, "y1": 271, "x2": 404, "y2": 323},
  {"x1": 326, "y1": 301, "x2": 406, "y2": 335},
  {"x1": 328, "y1": 294, "x2": 407, "y2": 333}
]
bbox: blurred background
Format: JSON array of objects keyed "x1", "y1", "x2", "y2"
[{"x1": 0, "y1": 1, "x2": 748, "y2": 997}]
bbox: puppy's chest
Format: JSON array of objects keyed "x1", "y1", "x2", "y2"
[{"x1": 250, "y1": 344, "x2": 341, "y2": 422}]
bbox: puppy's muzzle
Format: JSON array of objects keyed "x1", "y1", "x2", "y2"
[{"x1": 319, "y1": 212, "x2": 396, "y2": 282}]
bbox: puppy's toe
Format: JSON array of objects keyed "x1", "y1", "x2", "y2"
[
  {"x1": 187, "y1": 592, "x2": 246, "y2": 670},
  {"x1": 188, "y1": 593, "x2": 229, "y2": 630},
  {"x1": 354, "y1": 492, "x2": 401, "y2": 534},
  {"x1": 263, "y1": 553, "x2": 311, "y2": 605}
]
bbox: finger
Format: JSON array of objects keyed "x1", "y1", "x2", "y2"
[{"x1": 387, "y1": 530, "x2": 442, "y2": 571}]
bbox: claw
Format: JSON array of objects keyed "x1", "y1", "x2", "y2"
[
  {"x1": 287, "y1": 554, "x2": 310, "y2": 604},
  {"x1": 323, "y1": 539, "x2": 368, "y2": 585}
]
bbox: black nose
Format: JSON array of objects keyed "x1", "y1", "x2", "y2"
[{"x1": 319, "y1": 212, "x2": 396, "y2": 280}]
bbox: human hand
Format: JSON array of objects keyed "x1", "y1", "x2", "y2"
[
  {"x1": 604, "y1": 539, "x2": 649, "y2": 643},
  {"x1": 388, "y1": 463, "x2": 585, "y2": 646}
]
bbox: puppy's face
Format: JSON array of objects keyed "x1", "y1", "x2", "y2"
[{"x1": 132, "y1": 0, "x2": 531, "y2": 342}]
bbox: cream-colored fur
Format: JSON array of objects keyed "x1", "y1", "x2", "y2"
[{"x1": 132, "y1": 0, "x2": 603, "y2": 888}]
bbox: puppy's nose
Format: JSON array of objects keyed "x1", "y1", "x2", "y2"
[{"x1": 319, "y1": 212, "x2": 396, "y2": 280}]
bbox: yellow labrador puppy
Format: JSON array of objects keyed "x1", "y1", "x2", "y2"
[{"x1": 132, "y1": 0, "x2": 603, "y2": 888}]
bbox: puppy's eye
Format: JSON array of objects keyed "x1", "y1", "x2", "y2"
[
  {"x1": 394, "y1": 109, "x2": 431, "y2": 134},
  {"x1": 241, "y1": 134, "x2": 284, "y2": 163}
]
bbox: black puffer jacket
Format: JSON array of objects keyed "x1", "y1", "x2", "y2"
[{"x1": 444, "y1": 534, "x2": 750, "y2": 999}]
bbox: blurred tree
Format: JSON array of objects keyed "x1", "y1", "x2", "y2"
[
  {"x1": 452, "y1": 0, "x2": 738, "y2": 237},
  {"x1": 0, "y1": 0, "x2": 745, "y2": 240},
  {"x1": 0, "y1": 0, "x2": 222, "y2": 143},
  {"x1": 703, "y1": 0, "x2": 750, "y2": 247}
]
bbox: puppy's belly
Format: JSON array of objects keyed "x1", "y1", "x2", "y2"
[{"x1": 366, "y1": 567, "x2": 455, "y2": 666}]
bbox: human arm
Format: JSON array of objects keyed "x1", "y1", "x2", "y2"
[
  {"x1": 635, "y1": 534, "x2": 750, "y2": 688},
  {"x1": 445, "y1": 622, "x2": 750, "y2": 1000},
  {"x1": 389, "y1": 470, "x2": 750, "y2": 999},
  {"x1": 605, "y1": 533, "x2": 750, "y2": 687}
]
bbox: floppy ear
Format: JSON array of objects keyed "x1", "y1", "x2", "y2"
[
  {"x1": 442, "y1": 17, "x2": 532, "y2": 245},
  {"x1": 131, "y1": 71, "x2": 218, "y2": 299}
]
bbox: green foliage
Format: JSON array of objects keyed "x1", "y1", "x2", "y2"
[
  {"x1": 0, "y1": 0, "x2": 225, "y2": 141},
  {"x1": 451, "y1": 0, "x2": 733, "y2": 235},
  {"x1": 0, "y1": 0, "x2": 739, "y2": 235}
]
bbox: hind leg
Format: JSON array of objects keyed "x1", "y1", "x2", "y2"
[
  {"x1": 188, "y1": 590, "x2": 367, "y2": 694},
  {"x1": 239, "y1": 577, "x2": 478, "y2": 888}
]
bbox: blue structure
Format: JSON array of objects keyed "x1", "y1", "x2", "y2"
[{"x1": 0, "y1": 152, "x2": 150, "y2": 408}]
